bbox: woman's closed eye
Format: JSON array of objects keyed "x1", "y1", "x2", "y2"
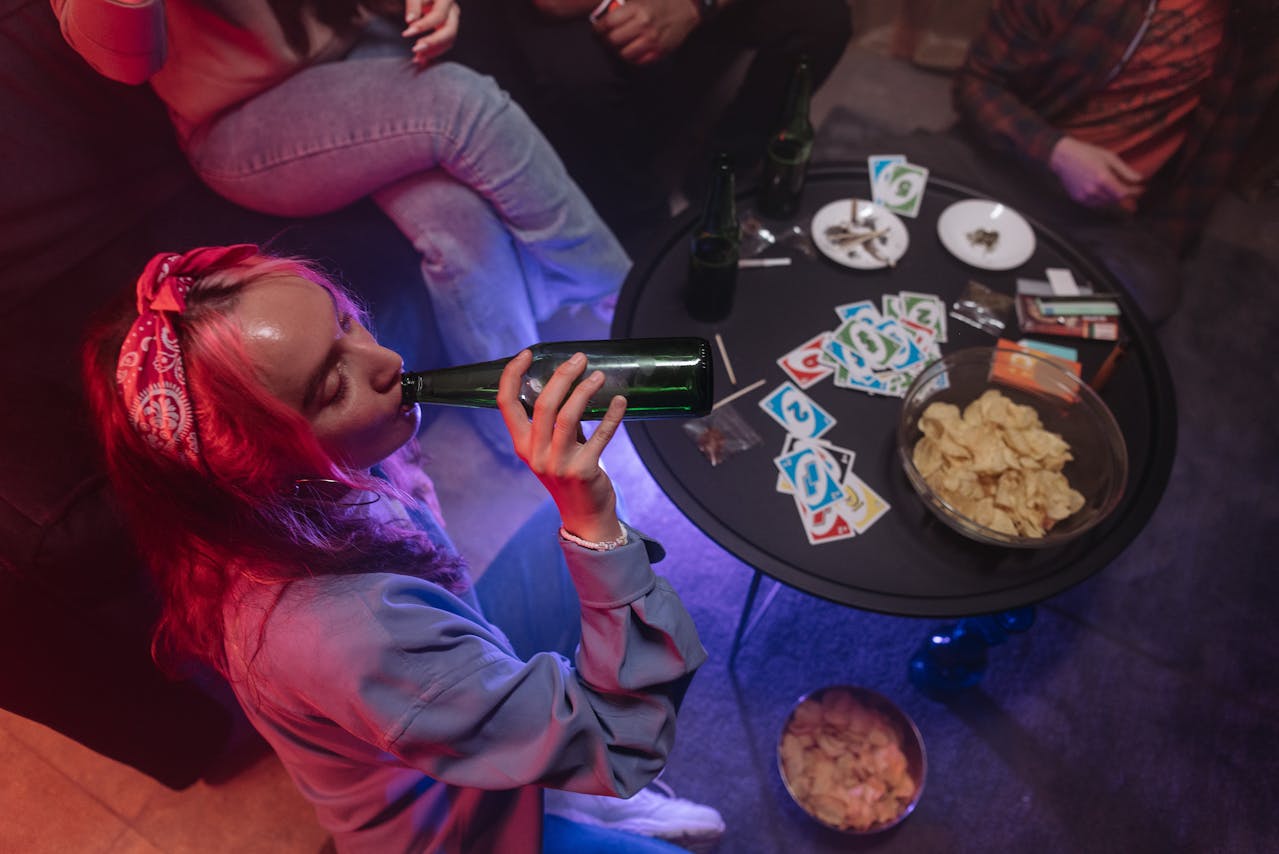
[{"x1": 323, "y1": 362, "x2": 349, "y2": 408}]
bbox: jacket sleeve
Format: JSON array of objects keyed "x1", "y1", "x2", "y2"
[
  {"x1": 50, "y1": 0, "x2": 166, "y2": 84},
  {"x1": 951, "y1": 0, "x2": 1068, "y2": 170},
  {"x1": 256, "y1": 527, "x2": 708, "y2": 798}
]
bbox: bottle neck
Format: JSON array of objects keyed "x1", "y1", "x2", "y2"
[
  {"x1": 698, "y1": 162, "x2": 738, "y2": 237},
  {"x1": 401, "y1": 358, "x2": 506, "y2": 408},
  {"x1": 779, "y1": 62, "x2": 813, "y2": 136}
]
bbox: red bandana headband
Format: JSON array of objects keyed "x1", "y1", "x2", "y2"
[{"x1": 115, "y1": 245, "x2": 257, "y2": 466}]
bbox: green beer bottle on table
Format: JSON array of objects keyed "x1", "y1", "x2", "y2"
[
  {"x1": 758, "y1": 55, "x2": 814, "y2": 220},
  {"x1": 401, "y1": 338, "x2": 714, "y2": 420},
  {"x1": 685, "y1": 152, "x2": 740, "y2": 323}
]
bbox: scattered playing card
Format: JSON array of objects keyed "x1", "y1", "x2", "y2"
[
  {"x1": 840, "y1": 472, "x2": 891, "y2": 533},
  {"x1": 899, "y1": 290, "x2": 948, "y2": 342},
  {"x1": 758, "y1": 381, "x2": 836, "y2": 439},
  {"x1": 876, "y1": 162, "x2": 929, "y2": 219},
  {"x1": 867, "y1": 154, "x2": 905, "y2": 205},
  {"x1": 774, "y1": 443, "x2": 845, "y2": 514},
  {"x1": 777, "y1": 333, "x2": 835, "y2": 389},
  {"x1": 799, "y1": 503, "x2": 856, "y2": 545}
]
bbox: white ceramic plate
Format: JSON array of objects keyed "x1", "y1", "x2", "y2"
[
  {"x1": 811, "y1": 198, "x2": 910, "y2": 270},
  {"x1": 936, "y1": 199, "x2": 1036, "y2": 270}
]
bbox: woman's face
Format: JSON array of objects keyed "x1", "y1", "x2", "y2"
[{"x1": 233, "y1": 276, "x2": 420, "y2": 471}]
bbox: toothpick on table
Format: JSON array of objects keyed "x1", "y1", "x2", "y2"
[
  {"x1": 714, "y1": 332, "x2": 737, "y2": 385},
  {"x1": 712, "y1": 379, "x2": 766, "y2": 410}
]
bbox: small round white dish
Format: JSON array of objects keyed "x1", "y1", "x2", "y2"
[
  {"x1": 811, "y1": 198, "x2": 910, "y2": 270},
  {"x1": 936, "y1": 199, "x2": 1035, "y2": 270}
]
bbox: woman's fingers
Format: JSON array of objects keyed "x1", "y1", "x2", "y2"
[
  {"x1": 528, "y1": 352, "x2": 587, "y2": 461},
  {"x1": 551, "y1": 370, "x2": 605, "y2": 459},
  {"x1": 580, "y1": 394, "x2": 627, "y2": 461},
  {"x1": 497, "y1": 349, "x2": 534, "y2": 452},
  {"x1": 407, "y1": 3, "x2": 459, "y2": 65}
]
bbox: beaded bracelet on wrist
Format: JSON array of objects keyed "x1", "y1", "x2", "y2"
[{"x1": 559, "y1": 526, "x2": 629, "y2": 551}]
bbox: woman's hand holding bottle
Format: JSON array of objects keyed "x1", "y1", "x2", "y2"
[{"x1": 498, "y1": 350, "x2": 627, "y2": 544}]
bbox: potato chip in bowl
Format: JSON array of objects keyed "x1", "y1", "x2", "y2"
[{"x1": 777, "y1": 686, "x2": 926, "y2": 834}]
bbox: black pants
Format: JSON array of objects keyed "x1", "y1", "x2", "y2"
[{"x1": 452, "y1": 0, "x2": 853, "y2": 249}]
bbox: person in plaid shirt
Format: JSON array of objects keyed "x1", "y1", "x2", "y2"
[{"x1": 953, "y1": 0, "x2": 1278, "y2": 323}]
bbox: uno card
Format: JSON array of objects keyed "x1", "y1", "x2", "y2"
[
  {"x1": 589, "y1": 0, "x2": 624, "y2": 21},
  {"x1": 900, "y1": 316, "x2": 938, "y2": 351},
  {"x1": 840, "y1": 473, "x2": 891, "y2": 533},
  {"x1": 832, "y1": 363, "x2": 887, "y2": 394},
  {"x1": 775, "y1": 435, "x2": 856, "y2": 493},
  {"x1": 899, "y1": 291, "x2": 948, "y2": 341},
  {"x1": 882, "y1": 293, "x2": 904, "y2": 321},
  {"x1": 758, "y1": 381, "x2": 835, "y2": 439},
  {"x1": 873, "y1": 318, "x2": 925, "y2": 371},
  {"x1": 777, "y1": 333, "x2": 835, "y2": 389},
  {"x1": 833, "y1": 318, "x2": 902, "y2": 372},
  {"x1": 774, "y1": 444, "x2": 845, "y2": 514},
  {"x1": 876, "y1": 162, "x2": 929, "y2": 218},
  {"x1": 867, "y1": 154, "x2": 905, "y2": 204},
  {"x1": 798, "y1": 503, "x2": 856, "y2": 545},
  {"x1": 834, "y1": 300, "x2": 882, "y2": 324}
]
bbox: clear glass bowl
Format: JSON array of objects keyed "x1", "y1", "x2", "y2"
[
  {"x1": 777, "y1": 685, "x2": 927, "y2": 835},
  {"x1": 897, "y1": 346, "x2": 1128, "y2": 549}
]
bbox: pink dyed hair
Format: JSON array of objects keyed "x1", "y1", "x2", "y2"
[{"x1": 83, "y1": 247, "x2": 465, "y2": 675}]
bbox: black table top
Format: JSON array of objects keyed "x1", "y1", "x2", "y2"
[{"x1": 611, "y1": 164, "x2": 1178, "y2": 617}]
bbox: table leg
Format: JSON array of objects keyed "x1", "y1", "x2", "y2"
[
  {"x1": 907, "y1": 607, "x2": 1036, "y2": 697},
  {"x1": 728, "y1": 571, "x2": 785, "y2": 665}
]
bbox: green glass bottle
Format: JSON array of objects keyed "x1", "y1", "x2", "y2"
[
  {"x1": 401, "y1": 338, "x2": 714, "y2": 420},
  {"x1": 757, "y1": 55, "x2": 814, "y2": 220},
  {"x1": 686, "y1": 153, "x2": 739, "y2": 323}
]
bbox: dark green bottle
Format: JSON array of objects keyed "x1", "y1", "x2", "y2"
[
  {"x1": 401, "y1": 338, "x2": 714, "y2": 420},
  {"x1": 757, "y1": 55, "x2": 814, "y2": 220},
  {"x1": 686, "y1": 153, "x2": 739, "y2": 323}
]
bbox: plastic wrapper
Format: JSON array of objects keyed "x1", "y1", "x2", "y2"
[
  {"x1": 740, "y1": 212, "x2": 817, "y2": 259},
  {"x1": 950, "y1": 280, "x2": 1014, "y2": 337},
  {"x1": 682, "y1": 404, "x2": 762, "y2": 466}
]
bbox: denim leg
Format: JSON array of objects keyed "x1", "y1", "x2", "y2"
[
  {"x1": 473, "y1": 500, "x2": 582, "y2": 660},
  {"x1": 184, "y1": 52, "x2": 629, "y2": 365}
]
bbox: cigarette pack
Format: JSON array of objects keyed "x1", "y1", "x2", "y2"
[{"x1": 1015, "y1": 294, "x2": 1119, "y2": 341}]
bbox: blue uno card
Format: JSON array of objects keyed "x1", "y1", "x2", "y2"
[
  {"x1": 759, "y1": 381, "x2": 836, "y2": 439},
  {"x1": 774, "y1": 444, "x2": 844, "y2": 514}
]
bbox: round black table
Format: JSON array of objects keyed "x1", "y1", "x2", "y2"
[{"x1": 612, "y1": 164, "x2": 1177, "y2": 618}]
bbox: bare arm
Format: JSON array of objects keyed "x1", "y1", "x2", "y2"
[{"x1": 50, "y1": 0, "x2": 167, "y2": 85}]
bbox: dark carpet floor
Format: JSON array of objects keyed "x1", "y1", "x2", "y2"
[{"x1": 601, "y1": 108, "x2": 1279, "y2": 854}]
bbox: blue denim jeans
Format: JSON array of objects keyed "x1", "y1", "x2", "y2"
[{"x1": 182, "y1": 21, "x2": 630, "y2": 370}]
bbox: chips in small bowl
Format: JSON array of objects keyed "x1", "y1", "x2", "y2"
[
  {"x1": 777, "y1": 685, "x2": 926, "y2": 835},
  {"x1": 897, "y1": 346, "x2": 1128, "y2": 548}
]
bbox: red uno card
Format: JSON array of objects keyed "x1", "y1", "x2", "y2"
[
  {"x1": 777, "y1": 333, "x2": 835, "y2": 389},
  {"x1": 800, "y1": 503, "x2": 855, "y2": 545}
]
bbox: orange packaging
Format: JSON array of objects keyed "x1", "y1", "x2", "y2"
[{"x1": 991, "y1": 339, "x2": 1081, "y2": 402}]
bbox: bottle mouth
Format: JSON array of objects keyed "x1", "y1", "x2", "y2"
[{"x1": 399, "y1": 373, "x2": 414, "y2": 406}]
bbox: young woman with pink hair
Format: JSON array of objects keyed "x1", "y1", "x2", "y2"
[{"x1": 83, "y1": 245, "x2": 725, "y2": 853}]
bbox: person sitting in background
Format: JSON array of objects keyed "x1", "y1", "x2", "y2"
[
  {"x1": 450, "y1": 0, "x2": 852, "y2": 247},
  {"x1": 82, "y1": 245, "x2": 725, "y2": 853},
  {"x1": 953, "y1": 0, "x2": 1279, "y2": 324},
  {"x1": 53, "y1": 0, "x2": 629, "y2": 456}
]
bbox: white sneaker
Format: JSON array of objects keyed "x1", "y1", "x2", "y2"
[{"x1": 544, "y1": 778, "x2": 726, "y2": 853}]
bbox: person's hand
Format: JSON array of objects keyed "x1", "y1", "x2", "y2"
[
  {"x1": 403, "y1": 0, "x2": 460, "y2": 67},
  {"x1": 592, "y1": 0, "x2": 699, "y2": 65},
  {"x1": 1049, "y1": 136, "x2": 1144, "y2": 214},
  {"x1": 498, "y1": 350, "x2": 627, "y2": 543}
]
